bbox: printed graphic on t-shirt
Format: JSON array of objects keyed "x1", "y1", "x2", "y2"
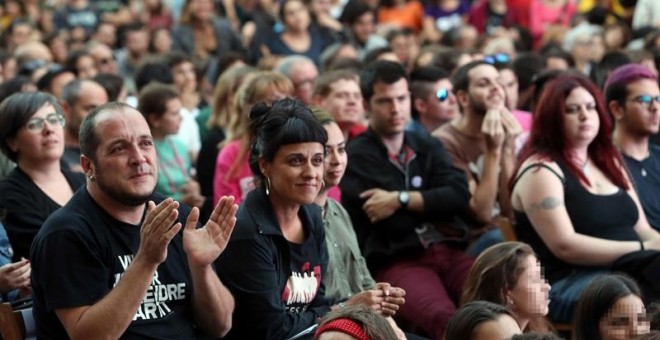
[
  {"x1": 114, "y1": 254, "x2": 186, "y2": 321},
  {"x1": 281, "y1": 261, "x2": 321, "y2": 313}
]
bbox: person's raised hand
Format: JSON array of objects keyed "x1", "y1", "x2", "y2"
[
  {"x1": 136, "y1": 199, "x2": 182, "y2": 266},
  {"x1": 0, "y1": 259, "x2": 30, "y2": 293},
  {"x1": 482, "y1": 109, "x2": 505, "y2": 150},
  {"x1": 183, "y1": 196, "x2": 238, "y2": 267}
]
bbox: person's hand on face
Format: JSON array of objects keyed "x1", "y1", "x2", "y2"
[
  {"x1": 137, "y1": 199, "x2": 183, "y2": 266},
  {"x1": 359, "y1": 189, "x2": 399, "y2": 223},
  {"x1": 482, "y1": 109, "x2": 506, "y2": 151},
  {"x1": 183, "y1": 196, "x2": 238, "y2": 267},
  {"x1": 0, "y1": 259, "x2": 31, "y2": 293}
]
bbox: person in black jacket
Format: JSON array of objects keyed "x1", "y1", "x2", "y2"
[
  {"x1": 340, "y1": 60, "x2": 473, "y2": 339},
  {"x1": 216, "y1": 98, "x2": 405, "y2": 339}
]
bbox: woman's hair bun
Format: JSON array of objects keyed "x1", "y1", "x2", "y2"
[{"x1": 249, "y1": 101, "x2": 271, "y2": 121}]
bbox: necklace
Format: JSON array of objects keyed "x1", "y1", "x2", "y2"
[{"x1": 581, "y1": 158, "x2": 590, "y2": 176}]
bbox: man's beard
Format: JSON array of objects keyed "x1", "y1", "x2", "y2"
[
  {"x1": 96, "y1": 175, "x2": 154, "y2": 206},
  {"x1": 469, "y1": 95, "x2": 488, "y2": 116}
]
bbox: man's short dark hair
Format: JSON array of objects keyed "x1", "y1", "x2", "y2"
[
  {"x1": 410, "y1": 66, "x2": 449, "y2": 118},
  {"x1": 135, "y1": 59, "x2": 174, "y2": 92},
  {"x1": 360, "y1": 60, "x2": 408, "y2": 102},
  {"x1": 79, "y1": 102, "x2": 135, "y2": 161},
  {"x1": 452, "y1": 60, "x2": 491, "y2": 94}
]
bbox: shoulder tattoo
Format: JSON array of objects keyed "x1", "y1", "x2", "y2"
[{"x1": 525, "y1": 197, "x2": 563, "y2": 215}]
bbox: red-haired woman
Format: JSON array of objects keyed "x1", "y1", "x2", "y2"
[{"x1": 509, "y1": 75, "x2": 660, "y2": 324}]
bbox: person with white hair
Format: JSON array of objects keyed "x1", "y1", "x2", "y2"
[{"x1": 563, "y1": 23, "x2": 604, "y2": 75}]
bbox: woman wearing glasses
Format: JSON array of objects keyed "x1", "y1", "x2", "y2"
[
  {"x1": 510, "y1": 75, "x2": 660, "y2": 324},
  {"x1": 0, "y1": 92, "x2": 85, "y2": 261}
]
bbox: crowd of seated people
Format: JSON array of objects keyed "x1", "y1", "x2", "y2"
[{"x1": 2, "y1": 0, "x2": 660, "y2": 338}]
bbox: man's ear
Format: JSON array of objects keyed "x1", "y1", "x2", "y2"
[
  {"x1": 455, "y1": 90, "x2": 468, "y2": 109},
  {"x1": 311, "y1": 94, "x2": 323, "y2": 107},
  {"x1": 81, "y1": 155, "x2": 94, "y2": 178},
  {"x1": 413, "y1": 98, "x2": 427, "y2": 117},
  {"x1": 362, "y1": 99, "x2": 370, "y2": 119},
  {"x1": 60, "y1": 101, "x2": 72, "y2": 118},
  {"x1": 608, "y1": 100, "x2": 624, "y2": 121}
]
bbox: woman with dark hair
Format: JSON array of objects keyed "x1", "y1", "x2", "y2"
[
  {"x1": 574, "y1": 274, "x2": 650, "y2": 340},
  {"x1": 510, "y1": 75, "x2": 660, "y2": 324},
  {"x1": 216, "y1": 98, "x2": 404, "y2": 339},
  {"x1": 170, "y1": 0, "x2": 243, "y2": 64},
  {"x1": 251, "y1": 0, "x2": 337, "y2": 66},
  {"x1": 64, "y1": 49, "x2": 98, "y2": 79},
  {"x1": 462, "y1": 242, "x2": 552, "y2": 333},
  {"x1": 445, "y1": 300, "x2": 522, "y2": 340},
  {"x1": 0, "y1": 92, "x2": 85, "y2": 261}
]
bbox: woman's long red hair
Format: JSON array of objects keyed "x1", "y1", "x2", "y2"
[{"x1": 510, "y1": 75, "x2": 628, "y2": 191}]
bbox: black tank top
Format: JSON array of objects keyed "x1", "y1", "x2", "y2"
[{"x1": 512, "y1": 161, "x2": 639, "y2": 282}]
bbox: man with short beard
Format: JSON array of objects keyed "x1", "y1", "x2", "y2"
[
  {"x1": 433, "y1": 60, "x2": 521, "y2": 256},
  {"x1": 30, "y1": 102, "x2": 237, "y2": 339}
]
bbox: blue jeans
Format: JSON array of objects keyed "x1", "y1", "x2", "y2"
[
  {"x1": 548, "y1": 270, "x2": 609, "y2": 323},
  {"x1": 467, "y1": 229, "x2": 504, "y2": 257}
]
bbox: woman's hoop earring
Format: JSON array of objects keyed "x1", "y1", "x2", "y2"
[
  {"x1": 265, "y1": 176, "x2": 271, "y2": 196},
  {"x1": 321, "y1": 179, "x2": 325, "y2": 189}
]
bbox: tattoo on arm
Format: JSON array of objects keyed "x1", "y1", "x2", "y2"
[{"x1": 525, "y1": 197, "x2": 563, "y2": 215}]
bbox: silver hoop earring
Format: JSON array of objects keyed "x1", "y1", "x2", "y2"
[{"x1": 265, "y1": 177, "x2": 271, "y2": 196}]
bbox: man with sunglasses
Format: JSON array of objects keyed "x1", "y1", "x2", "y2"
[
  {"x1": 606, "y1": 64, "x2": 660, "y2": 232},
  {"x1": 408, "y1": 66, "x2": 458, "y2": 135},
  {"x1": 433, "y1": 60, "x2": 521, "y2": 256}
]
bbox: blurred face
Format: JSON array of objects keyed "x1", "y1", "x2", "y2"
[
  {"x1": 507, "y1": 255, "x2": 551, "y2": 319},
  {"x1": 95, "y1": 23, "x2": 117, "y2": 47},
  {"x1": 318, "y1": 78, "x2": 364, "y2": 129},
  {"x1": 366, "y1": 78, "x2": 411, "y2": 137},
  {"x1": 291, "y1": 62, "x2": 318, "y2": 105},
  {"x1": 462, "y1": 64, "x2": 505, "y2": 115},
  {"x1": 11, "y1": 23, "x2": 32, "y2": 47},
  {"x1": 172, "y1": 61, "x2": 197, "y2": 92},
  {"x1": 126, "y1": 30, "x2": 149, "y2": 55},
  {"x1": 421, "y1": 78, "x2": 458, "y2": 125},
  {"x1": 390, "y1": 34, "x2": 412, "y2": 64},
  {"x1": 261, "y1": 142, "x2": 325, "y2": 205},
  {"x1": 472, "y1": 314, "x2": 522, "y2": 340},
  {"x1": 3, "y1": 58, "x2": 17, "y2": 81},
  {"x1": 76, "y1": 55, "x2": 98, "y2": 79},
  {"x1": 571, "y1": 37, "x2": 592, "y2": 63},
  {"x1": 323, "y1": 122, "x2": 347, "y2": 187},
  {"x1": 152, "y1": 98, "x2": 183, "y2": 136},
  {"x1": 67, "y1": 82, "x2": 109, "y2": 137},
  {"x1": 618, "y1": 79, "x2": 660, "y2": 137},
  {"x1": 351, "y1": 12, "x2": 375, "y2": 44},
  {"x1": 87, "y1": 108, "x2": 157, "y2": 206},
  {"x1": 48, "y1": 35, "x2": 68, "y2": 63},
  {"x1": 8, "y1": 104, "x2": 65, "y2": 166},
  {"x1": 189, "y1": 0, "x2": 214, "y2": 21},
  {"x1": 282, "y1": 0, "x2": 310, "y2": 32},
  {"x1": 90, "y1": 44, "x2": 117, "y2": 74},
  {"x1": 310, "y1": 0, "x2": 332, "y2": 15},
  {"x1": 499, "y1": 69, "x2": 519, "y2": 111},
  {"x1": 599, "y1": 294, "x2": 650, "y2": 340},
  {"x1": 49, "y1": 71, "x2": 76, "y2": 99},
  {"x1": 152, "y1": 29, "x2": 172, "y2": 55},
  {"x1": 564, "y1": 87, "x2": 600, "y2": 147}
]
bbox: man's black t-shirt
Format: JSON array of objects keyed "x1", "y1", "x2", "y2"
[{"x1": 31, "y1": 188, "x2": 196, "y2": 339}]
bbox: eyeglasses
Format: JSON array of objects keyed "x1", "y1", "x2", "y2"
[
  {"x1": 484, "y1": 53, "x2": 510, "y2": 65},
  {"x1": 25, "y1": 113, "x2": 66, "y2": 133},
  {"x1": 99, "y1": 56, "x2": 115, "y2": 65},
  {"x1": 628, "y1": 95, "x2": 660, "y2": 110},
  {"x1": 437, "y1": 88, "x2": 449, "y2": 102}
]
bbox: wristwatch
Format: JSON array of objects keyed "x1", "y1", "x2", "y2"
[{"x1": 398, "y1": 191, "x2": 410, "y2": 208}]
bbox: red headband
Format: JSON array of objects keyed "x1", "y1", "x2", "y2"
[{"x1": 314, "y1": 318, "x2": 370, "y2": 340}]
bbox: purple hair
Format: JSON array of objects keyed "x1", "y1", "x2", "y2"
[{"x1": 603, "y1": 64, "x2": 657, "y2": 104}]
